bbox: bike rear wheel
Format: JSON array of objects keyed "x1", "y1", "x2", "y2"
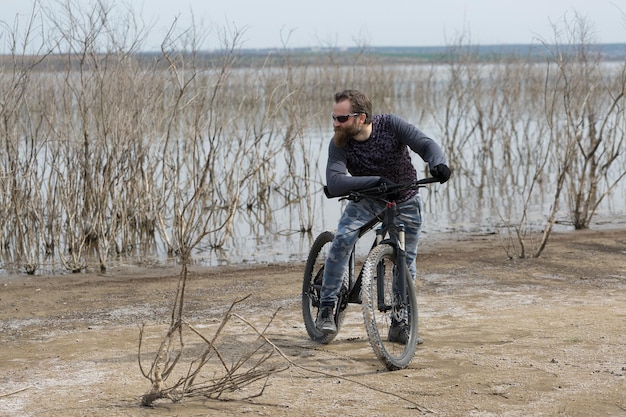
[
  {"x1": 302, "y1": 231, "x2": 347, "y2": 344},
  {"x1": 361, "y1": 243, "x2": 419, "y2": 370}
]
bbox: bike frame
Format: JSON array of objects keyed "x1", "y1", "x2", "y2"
[
  {"x1": 337, "y1": 177, "x2": 439, "y2": 314},
  {"x1": 341, "y1": 199, "x2": 408, "y2": 314}
]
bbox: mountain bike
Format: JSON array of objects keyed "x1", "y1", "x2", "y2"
[{"x1": 301, "y1": 177, "x2": 438, "y2": 370}]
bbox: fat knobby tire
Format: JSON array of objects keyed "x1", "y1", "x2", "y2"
[{"x1": 361, "y1": 243, "x2": 419, "y2": 370}]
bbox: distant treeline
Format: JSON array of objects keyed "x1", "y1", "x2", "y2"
[
  {"x1": 3, "y1": 43, "x2": 625, "y2": 71},
  {"x1": 232, "y1": 43, "x2": 626, "y2": 64},
  {"x1": 124, "y1": 43, "x2": 626, "y2": 67}
]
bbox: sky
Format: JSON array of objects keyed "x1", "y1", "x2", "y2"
[{"x1": 2, "y1": 0, "x2": 625, "y2": 50}]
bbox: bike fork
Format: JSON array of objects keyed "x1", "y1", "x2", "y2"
[
  {"x1": 377, "y1": 224, "x2": 409, "y2": 320},
  {"x1": 396, "y1": 224, "x2": 408, "y2": 306},
  {"x1": 375, "y1": 227, "x2": 386, "y2": 310}
]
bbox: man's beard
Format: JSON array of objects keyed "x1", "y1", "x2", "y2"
[{"x1": 333, "y1": 123, "x2": 361, "y2": 147}]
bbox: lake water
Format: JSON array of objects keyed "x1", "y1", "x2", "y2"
[
  {"x1": 190, "y1": 126, "x2": 626, "y2": 268},
  {"x1": 2, "y1": 61, "x2": 626, "y2": 274}
]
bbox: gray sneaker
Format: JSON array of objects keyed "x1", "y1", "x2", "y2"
[
  {"x1": 315, "y1": 306, "x2": 337, "y2": 334},
  {"x1": 388, "y1": 320, "x2": 424, "y2": 345}
]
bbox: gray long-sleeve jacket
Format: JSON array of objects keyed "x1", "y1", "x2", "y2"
[{"x1": 325, "y1": 114, "x2": 447, "y2": 199}]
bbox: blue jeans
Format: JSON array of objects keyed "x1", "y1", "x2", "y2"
[{"x1": 320, "y1": 193, "x2": 423, "y2": 307}]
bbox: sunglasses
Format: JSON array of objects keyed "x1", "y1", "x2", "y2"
[{"x1": 331, "y1": 113, "x2": 360, "y2": 123}]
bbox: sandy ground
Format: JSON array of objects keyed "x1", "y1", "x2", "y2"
[{"x1": 0, "y1": 228, "x2": 625, "y2": 417}]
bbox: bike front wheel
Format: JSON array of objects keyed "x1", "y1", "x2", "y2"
[{"x1": 361, "y1": 243, "x2": 419, "y2": 370}]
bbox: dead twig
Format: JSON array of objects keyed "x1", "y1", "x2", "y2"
[
  {"x1": 0, "y1": 387, "x2": 31, "y2": 398},
  {"x1": 233, "y1": 313, "x2": 433, "y2": 413},
  {"x1": 139, "y1": 295, "x2": 287, "y2": 406}
]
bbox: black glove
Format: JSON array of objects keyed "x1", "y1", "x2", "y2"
[
  {"x1": 430, "y1": 164, "x2": 451, "y2": 183},
  {"x1": 376, "y1": 177, "x2": 396, "y2": 192}
]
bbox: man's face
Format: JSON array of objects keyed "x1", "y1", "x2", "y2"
[{"x1": 332, "y1": 99, "x2": 361, "y2": 142}]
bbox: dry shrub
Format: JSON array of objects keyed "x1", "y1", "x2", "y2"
[{"x1": 138, "y1": 294, "x2": 288, "y2": 406}]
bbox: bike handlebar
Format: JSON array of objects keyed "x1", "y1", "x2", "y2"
[{"x1": 324, "y1": 177, "x2": 439, "y2": 201}]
